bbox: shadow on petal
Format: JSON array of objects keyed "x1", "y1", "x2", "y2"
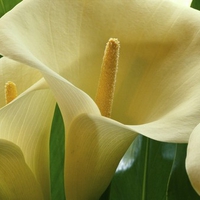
[
  {"x1": 0, "y1": 139, "x2": 44, "y2": 199},
  {"x1": 65, "y1": 113, "x2": 137, "y2": 199}
]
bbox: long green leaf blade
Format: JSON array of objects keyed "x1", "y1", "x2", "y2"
[
  {"x1": 167, "y1": 144, "x2": 200, "y2": 200},
  {"x1": 110, "y1": 136, "x2": 176, "y2": 200},
  {"x1": 191, "y1": 0, "x2": 200, "y2": 10},
  {"x1": 50, "y1": 105, "x2": 65, "y2": 200}
]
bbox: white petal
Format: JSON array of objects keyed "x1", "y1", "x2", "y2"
[
  {"x1": 0, "y1": 80, "x2": 55, "y2": 199},
  {"x1": 65, "y1": 113, "x2": 137, "y2": 199},
  {"x1": 0, "y1": 139, "x2": 44, "y2": 199},
  {"x1": 186, "y1": 124, "x2": 200, "y2": 195},
  {"x1": 171, "y1": 0, "x2": 192, "y2": 6}
]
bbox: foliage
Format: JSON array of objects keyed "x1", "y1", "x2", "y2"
[
  {"x1": 191, "y1": 0, "x2": 200, "y2": 10},
  {"x1": 0, "y1": 0, "x2": 21, "y2": 17}
]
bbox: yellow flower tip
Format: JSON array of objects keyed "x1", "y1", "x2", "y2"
[
  {"x1": 95, "y1": 38, "x2": 120, "y2": 118},
  {"x1": 5, "y1": 81, "x2": 18, "y2": 104}
]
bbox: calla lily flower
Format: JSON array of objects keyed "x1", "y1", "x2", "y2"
[
  {"x1": 1, "y1": 0, "x2": 200, "y2": 199},
  {"x1": 0, "y1": 57, "x2": 56, "y2": 198}
]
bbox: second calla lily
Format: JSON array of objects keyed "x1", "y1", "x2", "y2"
[
  {"x1": 1, "y1": 0, "x2": 200, "y2": 199},
  {"x1": 0, "y1": 57, "x2": 56, "y2": 199}
]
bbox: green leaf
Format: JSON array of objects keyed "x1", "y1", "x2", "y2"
[
  {"x1": 191, "y1": 0, "x2": 200, "y2": 10},
  {"x1": 0, "y1": 0, "x2": 21, "y2": 17},
  {"x1": 110, "y1": 135, "x2": 176, "y2": 200},
  {"x1": 167, "y1": 144, "x2": 200, "y2": 200},
  {"x1": 50, "y1": 104, "x2": 65, "y2": 200}
]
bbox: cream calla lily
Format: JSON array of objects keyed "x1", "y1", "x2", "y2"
[
  {"x1": 1, "y1": 0, "x2": 200, "y2": 199},
  {"x1": 0, "y1": 57, "x2": 56, "y2": 199}
]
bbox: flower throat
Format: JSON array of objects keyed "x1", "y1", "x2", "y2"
[{"x1": 95, "y1": 38, "x2": 120, "y2": 118}]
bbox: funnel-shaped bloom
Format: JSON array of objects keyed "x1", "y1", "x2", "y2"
[
  {"x1": 1, "y1": 0, "x2": 200, "y2": 199},
  {"x1": 0, "y1": 57, "x2": 56, "y2": 199}
]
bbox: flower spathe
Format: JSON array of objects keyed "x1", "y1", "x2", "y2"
[
  {"x1": 1, "y1": 0, "x2": 200, "y2": 198},
  {"x1": 0, "y1": 57, "x2": 56, "y2": 199}
]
